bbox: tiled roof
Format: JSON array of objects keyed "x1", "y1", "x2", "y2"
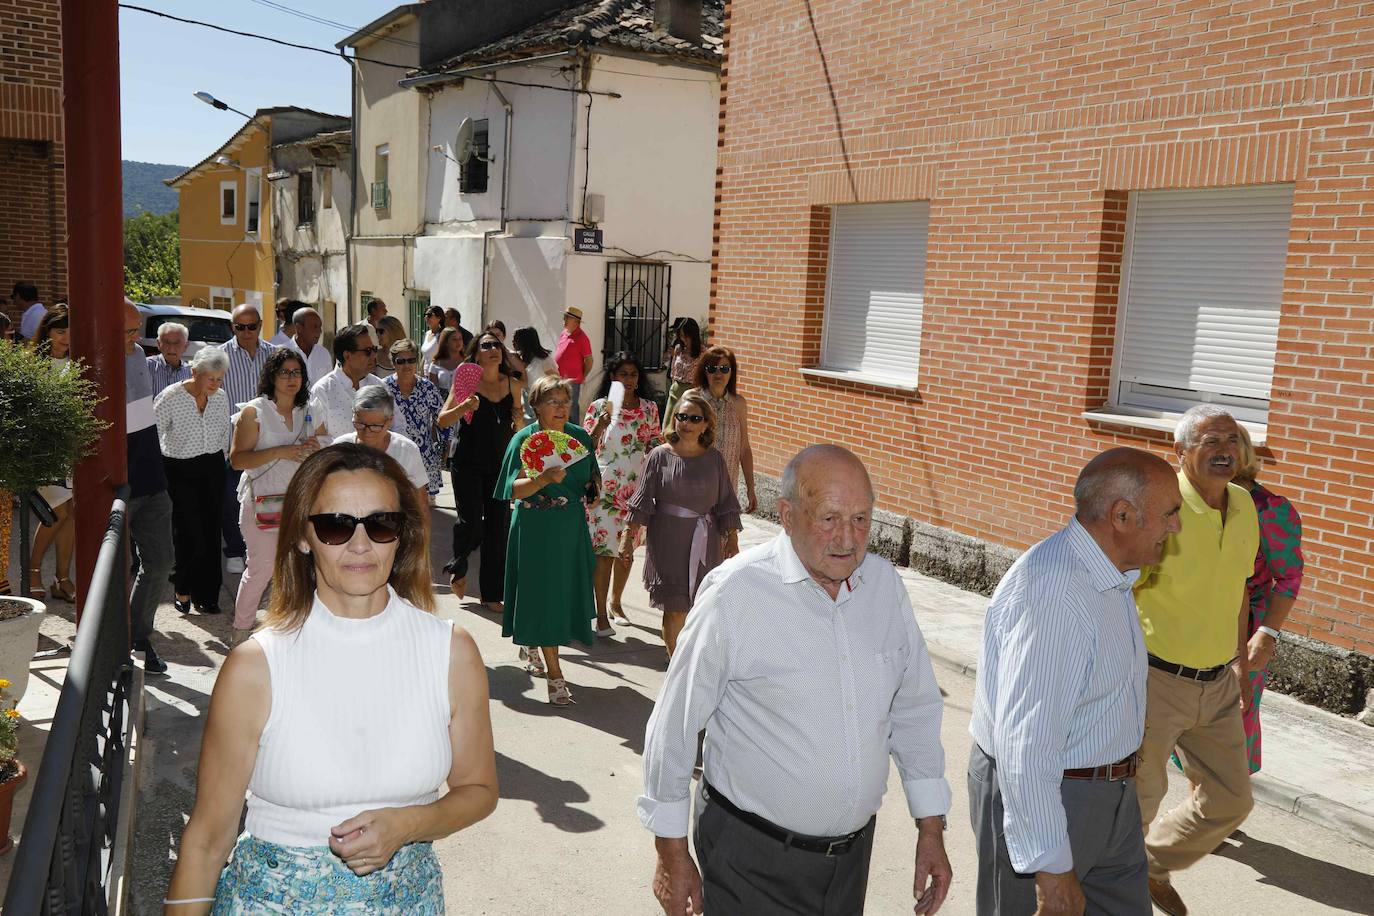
[{"x1": 421, "y1": 0, "x2": 723, "y2": 76}]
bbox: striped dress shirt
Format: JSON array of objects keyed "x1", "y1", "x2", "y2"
[
  {"x1": 218, "y1": 337, "x2": 276, "y2": 411},
  {"x1": 969, "y1": 518, "x2": 1146, "y2": 874},
  {"x1": 146, "y1": 354, "x2": 192, "y2": 396},
  {"x1": 639, "y1": 533, "x2": 951, "y2": 839}
]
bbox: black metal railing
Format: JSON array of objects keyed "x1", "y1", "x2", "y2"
[
  {"x1": 4, "y1": 488, "x2": 135, "y2": 915},
  {"x1": 603, "y1": 261, "x2": 672, "y2": 372}
]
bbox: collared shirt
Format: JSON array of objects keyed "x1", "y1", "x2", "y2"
[
  {"x1": 311, "y1": 366, "x2": 383, "y2": 441},
  {"x1": 146, "y1": 354, "x2": 192, "y2": 396},
  {"x1": 153, "y1": 381, "x2": 231, "y2": 459},
  {"x1": 554, "y1": 327, "x2": 592, "y2": 382},
  {"x1": 285, "y1": 337, "x2": 335, "y2": 389},
  {"x1": 1135, "y1": 472, "x2": 1258, "y2": 668},
  {"x1": 218, "y1": 337, "x2": 276, "y2": 411},
  {"x1": 333, "y1": 431, "x2": 429, "y2": 492},
  {"x1": 969, "y1": 518, "x2": 1147, "y2": 874},
  {"x1": 639, "y1": 533, "x2": 950, "y2": 839},
  {"x1": 269, "y1": 330, "x2": 293, "y2": 347}
]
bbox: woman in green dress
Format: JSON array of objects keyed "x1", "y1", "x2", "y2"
[{"x1": 497, "y1": 374, "x2": 600, "y2": 706}]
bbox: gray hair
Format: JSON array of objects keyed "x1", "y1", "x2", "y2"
[
  {"x1": 189, "y1": 346, "x2": 228, "y2": 375},
  {"x1": 352, "y1": 384, "x2": 395, "y2": 418},
  {"x1": 1174, "y1": 405, "x2": 1234, "y2": 448},
  {"x1": 156, "y1": 321, "x2": 189, "y2": 343},
  {"x1": 1073, "y1": 447, "x2": 1173, "y2": 522},
  {"x1": 779, "y1": 444, "x2": 872, "y2": 505},
  {"x1": 390, "y1": 337, "x2": 419, "y2": 360}
]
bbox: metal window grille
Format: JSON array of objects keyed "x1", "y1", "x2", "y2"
[
  {"x1": 603, "y1": 261, "x2": 671, "y2": 371},
  {"x1": 298, "y1": 172, "x2": 315, "y2": 225},
  {"x1": 370, "y1": 181, "x2": 389, "y2": 210},
  {"x1": 459, "y1": 121, "x2": 490, "y2": 194}
]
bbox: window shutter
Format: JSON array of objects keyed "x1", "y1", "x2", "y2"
[
  {"x1": 822, "y1": 202, "x2": 928, "y2": 383},
  {"x1": 1118, "y1": 185, "x2": 1293, "y2": 402}
]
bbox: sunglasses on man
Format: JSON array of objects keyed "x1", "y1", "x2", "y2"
[
  {"x1": 308, "y1": 512, "x2": 405, "y2": 545},
  {"x1": 233, "y1": 322, "x2": 261, "y2": 332},
  {"x1": 352, "y1": 346, "x2": 380, "y2": 356}
]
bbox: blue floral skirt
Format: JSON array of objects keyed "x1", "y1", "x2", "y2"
[{"x1": 211, "y1": 833, "x2": 444, "y2": 914}]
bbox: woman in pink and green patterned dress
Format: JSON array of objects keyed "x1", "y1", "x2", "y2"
[
  {"x1": 1236, "y1": 426, "x2": 1304, "y2": 773},
  {"x1": 583, "y1": 353, "x2": 662, "y2": 636}
]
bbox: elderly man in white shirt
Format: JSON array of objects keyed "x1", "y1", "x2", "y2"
[
  {"x1": 284, "y1": 305, "x2": 334, "y2": 384},
  {"x1": 968, "y1": 448, "x2": 1182, "y2": 916},
  {"x1": 640, "y1": 444, "x2": 952, "y2": 916},
  {"x1": 311, "y1": 323, "x2": 382, "y2": 440},
  {"x1": 332, "y1": 385, "x2": 429, "y2": 505}
]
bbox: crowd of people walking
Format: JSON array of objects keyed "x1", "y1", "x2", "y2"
[{"x1": 2, "y1": 288, "x2": 1306, "y2": 915}]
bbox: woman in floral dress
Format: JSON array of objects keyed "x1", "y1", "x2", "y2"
[
  {"x1": 583, "y1": 352, "x2": 661, "y2": 635},
  {"x1": 384, "y1": 338, "x2": 448, "y2": 503}
]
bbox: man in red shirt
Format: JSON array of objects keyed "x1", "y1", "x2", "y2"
[{"x1": 554, "y1": 306, "x2": 594, "y2": 409}]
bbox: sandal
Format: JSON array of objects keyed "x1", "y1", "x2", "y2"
[
  {"x1": 28, "y1": 569, "x2": 46, "y2": 600},
  {"x1": 519, "y1": 646, "x2": 547, "y2": 678},
  {"x1": 50, "y1": 577, "x2": 77, "y2": 603},
  {"x1": 548, "y1": 678, "x2": 575, "y2": 706}
]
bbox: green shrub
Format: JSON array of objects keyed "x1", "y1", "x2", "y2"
[{"x1": 0, "y1": 341, "x2": 107, "y2": 494}]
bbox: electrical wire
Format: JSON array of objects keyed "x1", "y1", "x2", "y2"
[{"x1": 243, "y1": 0, "x2": 421, "y2": 49}]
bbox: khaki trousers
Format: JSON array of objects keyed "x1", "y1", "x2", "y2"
[{"x1": 1136, "y1": 666, "x2": 1254, "y2": 881}]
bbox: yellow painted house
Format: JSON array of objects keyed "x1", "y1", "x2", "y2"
[{"x1": 166, "y1": 107, "x2": 348, "y2": 327}]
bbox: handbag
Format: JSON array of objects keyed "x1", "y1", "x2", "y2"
[{"x1": 253, "y1": 494, "x2": 285, "y2": 530}]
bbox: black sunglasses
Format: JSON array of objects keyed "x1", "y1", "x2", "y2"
[
  {"x1": 308, "y1": 512, "x2": 405, "y2": 545},
  {"x1": 351, "y1": 346, "x2": 380, "y2": 356},
  {"x1": 674, "y1": 412, "x2": 705, "y2": 424},
  {"x1": 479, "y1": 340, "x2": 503, "y2": 350},
  {"x1": 233, "y1": 322, "x2": 261, "y2": 332},
  {"x1": 705, "y1": 364, "x2": 732, "y2": 374},
  {"x1": 393, "y1": 356, "x2": 419, "y2": 365}
]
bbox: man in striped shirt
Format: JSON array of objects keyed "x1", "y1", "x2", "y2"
[
  {"x1": 216, "y1": 304, "x2": 275, "y2": 573},
  {"x1": 969, "y1": 448, "x2": 1181, "y2": 916},
  {"x1": 146, "y1": 321, "x2": 192, "y2": 395}
]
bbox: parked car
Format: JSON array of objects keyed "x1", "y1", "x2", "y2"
[{"x1": 135, "y1": 303, "x2": 233, "y2": 357}]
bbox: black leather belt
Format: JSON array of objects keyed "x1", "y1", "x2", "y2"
[
  {"x1": 1148, "y1": 653, "x2": 1228, "y2": 682},
  {"x1": 702, "y1": 781, "x2": 873, "y2": 856}
]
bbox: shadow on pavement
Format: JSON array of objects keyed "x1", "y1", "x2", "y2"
[
  {"x1": 495, "y1": 752, "x2": 605, "y2": 833},
  {"x1": 1213, "y1": 829, "x2": 1374, "y2": 914},
  {"x1": 487, "y1": 664, "x2": 657, "y2": 755}
]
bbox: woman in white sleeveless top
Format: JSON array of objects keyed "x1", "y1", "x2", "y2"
[
  {"x1": 228, "y1": 349, "x2": 330, "y2": 638},
  {"x1": 165, "y1": 443, "x2": 497, "y2": 914}
]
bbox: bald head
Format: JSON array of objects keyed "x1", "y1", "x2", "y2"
[
  {"x1": 1074, "y1": 447, "x2": 1173, "y2": 522},
  {"x1": 124, "y1": 298, "x2": 142, "y2": 354},
  {"x1": 231, "y1": 303, "x2": 261, "y2": 323},
  {"x1": 779, "y1": 446, "x2": 875, "y2": 595}
]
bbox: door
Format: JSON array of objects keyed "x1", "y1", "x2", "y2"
[{"x1": 603, "y1": 262, "x2": 671, "y2": 371}]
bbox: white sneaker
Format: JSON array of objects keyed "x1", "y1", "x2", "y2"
[{"x1": 226, "y1": 557, "x2": 246, "y2": 574}]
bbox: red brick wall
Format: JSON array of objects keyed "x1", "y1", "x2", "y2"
[
  {"x1": 711, "y1": 0, "x2": 1374, "y2": 654},
  {"x1": 1, "y1": 0, "x2": 65, "y2": 326}
]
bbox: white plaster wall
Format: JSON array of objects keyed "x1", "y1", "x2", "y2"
[
  {"x1": 413, "y1": 234, "x2": 484, "y2": 328},
  {"x1": 486, "y1": 236, "x2": 570, "y2": 348}
]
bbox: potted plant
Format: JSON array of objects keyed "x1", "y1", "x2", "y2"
[
  {"x1": 0, "y1": 678, "x2": 25, "y2": 855},
  {"x1": 0, "y1": 340, "x2": 105, "y2": 689}
]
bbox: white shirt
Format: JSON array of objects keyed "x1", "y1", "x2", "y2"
[
  {"x1": 639, "y1": 533, "x2": 950, "y2": 838},
  {"x1": 311, "y1": 367, "x2": 382, "y2": 441},
  {"x1": 19, "y1": 301, "x2": 47, "y2": 340},
  {"x1": 246, "y1": 588, "x2": 453, "y2": 847},
  {"x1": 969, "y1": 518, "x2": 1147, "y2": 874},
  {"x1": 153, "y1": 382, "x2": 232, "y2": 459},
  {"x1": 333, "y1": 431, "x2": 429, "y2": 492},
  {"x1": 269, "y1": 330, "x2": 293, "y2": 348},
  {"x1": 286, "y1": 337, "x2": 335, "y2": 389},
  {"x1": 420, "y1": 329, "x2": 440, "y2": 373}
]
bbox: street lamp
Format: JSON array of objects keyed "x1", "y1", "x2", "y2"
[{"x1": 193, "y1": 90, "x2": 256, "y2": 122}]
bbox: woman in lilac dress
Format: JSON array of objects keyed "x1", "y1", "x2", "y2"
[{"x1": 620, "y1": 392, "x2": 741, "y2": 658}]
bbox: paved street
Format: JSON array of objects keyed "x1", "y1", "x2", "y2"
[{"x1": 122, "y1": 508, "x2": 1374, "y2": 915}]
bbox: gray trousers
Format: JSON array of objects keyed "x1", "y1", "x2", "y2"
[
  {"x1": 692, "y1": 783, "x2": 875, "y2": 915},
  {"x1": 127, "y1": 490, "x2": 173, "y2": 645},
  {"x1": 968, "y1": 745, "x2": 1149, "y2": 916}
]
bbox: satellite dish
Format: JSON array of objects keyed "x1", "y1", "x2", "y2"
[{"x1": 455, "y1": 118, "x2": 476, "y2": 163}]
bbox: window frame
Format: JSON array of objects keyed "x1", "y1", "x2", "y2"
[
  {"x1": 244, "y1": 168, "x2": 262, "y2": 235},
  {"x1": 298, "y1": 171, "x2": 315, "y2": 227},
  {"x1": 459, "y1": 120, "x2": 490, "y2": 194},
  {"x1": 219, "y1": 180, "x2": 237, "y2": 224}
]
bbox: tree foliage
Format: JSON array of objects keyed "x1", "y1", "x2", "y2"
[
  {"x1": 124, "y1": 210, "x2": 180, "y2": 302},
  {"x1": 0, "y1": 342, "x2": 107, "y2": 494}
]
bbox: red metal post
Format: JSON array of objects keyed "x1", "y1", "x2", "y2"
[{"x1": 62, "y1": 0, "x2": 128, "y2": 621}]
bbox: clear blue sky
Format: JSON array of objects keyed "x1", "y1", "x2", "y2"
[{"x1": 119, "y1": 0, "x2": 396, "y2": 165}]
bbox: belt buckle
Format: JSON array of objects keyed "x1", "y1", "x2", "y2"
[{"x1": 825, "y1": 838, "x2": 845, "y2": 857}]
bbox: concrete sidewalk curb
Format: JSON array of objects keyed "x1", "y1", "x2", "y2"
[{"x1": 923, "y1": 642, "x2": 1374, "y2": 851}]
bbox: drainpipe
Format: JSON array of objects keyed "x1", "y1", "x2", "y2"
[
  {"x1": 478, "y1": 82, "x2": 512, "y2": 328},
  {"x1": 344, "y1": 51, "x2": 360, "y2": 322},
  {"x1": 62, "y1": 0, "x2": 127, "y2": 619}
]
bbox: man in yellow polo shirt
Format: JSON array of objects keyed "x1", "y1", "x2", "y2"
[{"x1": 1133, "y1": 405, "x2": 1257, "y2": 916}]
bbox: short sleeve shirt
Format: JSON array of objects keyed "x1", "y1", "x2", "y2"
[
  {"x1": 333, "y1": 432, "x2": 429, "y2": 492},
  {"x1": 554, "y1": 327, "x2": 592, "y2": 382},
  {"x1": 1134, "y1": 472, "x2": 1259, "y2": 668}
]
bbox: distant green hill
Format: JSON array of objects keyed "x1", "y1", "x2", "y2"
[{"x1": 123, "y1": 160, "x2": 185, "y2": 218}]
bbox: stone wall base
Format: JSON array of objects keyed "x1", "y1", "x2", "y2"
[{"x1": 750, "y1": 471, "x2": 1374, "y2": 722}]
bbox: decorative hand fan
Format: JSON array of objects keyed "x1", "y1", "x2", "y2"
[
  {"x1": 450, "y1": 363, "x2": 485, "y2": 422},
  {"x1": 521, "y1": 429, "x2": 590, "y2": 476}
]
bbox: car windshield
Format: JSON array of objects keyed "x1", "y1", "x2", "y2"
[{"x1": 145, "y1": 315, "x2": 232, "y2": 345}]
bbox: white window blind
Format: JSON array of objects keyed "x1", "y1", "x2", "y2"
[
  {"x1": 821, "y1": 202, "x2": 929, "y2": 383},
  {"x1": 1117, "y1": 185, "x2": 1294, "y2": 405}
]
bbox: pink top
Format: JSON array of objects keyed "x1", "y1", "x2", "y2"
[{"x1": 554, "y1": 327, "x2": 593, "y2": 382}]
